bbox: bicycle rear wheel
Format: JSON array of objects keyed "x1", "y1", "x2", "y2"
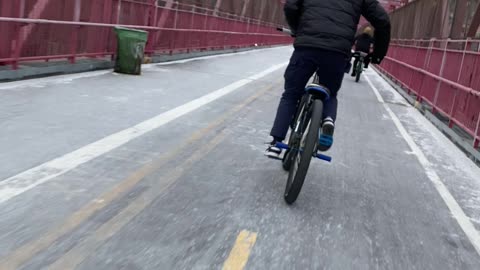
[
  {"x1": 284, "y1": 99, "x2": 323, "y2": 204},
  {"x1": 355, "y1": 71, "x2": 361, "y2": 82},
  {"x1": 355, "y1": 59, "x2": 363, "y2": 83}
]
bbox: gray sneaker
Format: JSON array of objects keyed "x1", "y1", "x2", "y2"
[{"x1": 265, "y1": 143, "x2": 282, "y2": 159}]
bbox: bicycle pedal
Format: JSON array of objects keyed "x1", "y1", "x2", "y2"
[
  {"x1": 315, "y1": 152, "x2": 332, "y2": 162},
  {"x1": 275, "y1": 142, "x2": 290, "y2": 150},
  {"x1": 266, "y1": 156, "x2": 283, "y2": 161}
]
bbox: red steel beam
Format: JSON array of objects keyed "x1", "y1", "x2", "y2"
[
  {"x1": 12, "y1": 0, "x2": 53, "y2": 63},
  {"x1": 467, "y1": 2, "x2": 480, "y2": 37},
  {"x1": 434, "y1": 0, "x2": 451, "y2": 38},
  {"x1": 214, "y1": 0, "x2": 223, "y2": 16},
  {"x1": 156, "y1": 0, "x2": 174, "y2": 28},
  {"x1": 0, "y1": 17, "x2": 286, "y2": 36},
  {"x1": 241, "y1": 0, "x2": 251, "y2": 17},
  {"x1": 450, "y1": 0, "x2": 468, "y2": 38},
  {"x1": 258, "y1": 0, "x2": 267, "y2": 22}
]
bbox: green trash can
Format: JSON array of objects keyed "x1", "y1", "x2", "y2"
[{"x1": 114, "y1": 27, "x2": 149, "y2": 75}]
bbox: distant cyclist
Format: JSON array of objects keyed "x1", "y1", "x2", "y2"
[
  {"x1": 352, "y1": 26, "x2": 375, "y2": 77},
  {"x1": 266, "y1": 0, "x2": 391, "y2": 158}
]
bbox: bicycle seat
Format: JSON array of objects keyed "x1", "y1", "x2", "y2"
[{"x1": 305, "y1": 83, "x2": 330, "y2": 101}]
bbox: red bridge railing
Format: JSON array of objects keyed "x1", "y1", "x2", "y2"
[
  {"x1": 377, "y1": 39, "x2": 480, "y2": 149},
  {"x1": 0, "y1": 0, "x2": 291, "y2": 70}
]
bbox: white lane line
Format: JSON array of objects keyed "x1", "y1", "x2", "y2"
[
  {"x1": 365, "y1": 74, "x2": 480, "y2": 256},
  {"x1": 367, "y1": 75, "x2": 385, "y2": 104},
  {"x1": 0, "y1": 62, "x2": 287, "y2": 204}
]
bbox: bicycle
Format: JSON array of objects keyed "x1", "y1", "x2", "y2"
[
  {"x1": 275, "y1": 75, "x2": 333, "y2": 204},
  {"x1": 352, "y1": 51, "x2": 368, "y2": 83}
]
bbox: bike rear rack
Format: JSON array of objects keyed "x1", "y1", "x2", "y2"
[{"x1": 276, "y1": 142, "x2": 332, "y2": 162}]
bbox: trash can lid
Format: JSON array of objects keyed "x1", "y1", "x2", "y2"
[{"x1": 114, "y1": 26, "x2": 148, "y2": 34}]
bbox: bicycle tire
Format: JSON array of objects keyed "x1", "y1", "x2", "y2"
[
  {"x1": 284, "y1": 99, "x2": 323, "y2": 204},
  {"x1": 355, "y1": 70, "x2": 361, "y2": 82},
  {"x1": 355, "y1": 59, "x2": 363, "y2": 83},
  {"x1": 283, "y1": 95, "x2": 309, "y2": 171}
]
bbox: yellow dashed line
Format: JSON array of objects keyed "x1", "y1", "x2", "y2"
[{"x1": 223, "y1": 230, "x2": 258, "y2": 270}]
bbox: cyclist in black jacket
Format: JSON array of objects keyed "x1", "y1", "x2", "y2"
[{"x1": 266, "y1": 0, "x2": 391, "y2": 158}]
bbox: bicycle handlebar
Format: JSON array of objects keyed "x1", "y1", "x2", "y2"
[{"x1": 277, "y1": 27, "x2": 295, "y2": 37}]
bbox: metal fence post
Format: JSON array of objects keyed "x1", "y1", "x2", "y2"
[
  {"x1": 407, "y1": 39, "x2": 420, "y2": 89},
  {"x1": 456, "y1": 38, "x2": 470, "y2": 83},
  {"x1": 116, "y1": 0, "x2": 122, "y2": 24},
  {"x1": 69, "y1": 0, "x2": 82, "y2": 64},
  {"x1": 432, "y1": 38, "x2": 450, "y2": 111},
  {"x1": 256, "y1": 20, "x2": 260, "y2": 46},
  {"x1": 101, "y1": 0, "x2": 113, "y2": 56},
  {"x1": 170, "y1": 3, "x2": 179, "y2": 54},
  {"x1": 145, "y1": 0, "x2": 157, "y2": 55},
  {"x1": 11, "y1": 31, "x2": 21, "y2": 70},
  {"x1": 18, "y1": 0, "x2": 25, "y2": 18},
  {"x1": 12, "y1": 0, "x2": 26, "y2": 69},
  {"x1": 448, "y1": 87, "x2": 459, "y2": 128},
  {"x1": 203, "y1": 5, "x2": 208, "y2": 30},
  {"x1": 423, "y1": 38, "x2": 434, "y2": 70},
  {"x1": 190, "y1": 4, "x2": 195, "y2": 29},
  {"x1": 174, "y1": 3, "x2": 178, "y2": 29},
  {"x1": 475, "y1": 112, "x2": 480, "y2": 149}
]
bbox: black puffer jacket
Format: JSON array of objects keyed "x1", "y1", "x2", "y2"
[{"x1": 285, "y1": 0, "x2": 391, "y2": 62}]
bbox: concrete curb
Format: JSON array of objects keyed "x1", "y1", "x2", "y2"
[
  {"x1": 373, "y1": 66, "x2": 480, "y2": 166},
  {"x1": 0, "y1": 45, "x2": 283, "y2": 82},
  {"x1": 0, "y1": 60, "x2": 113, "y2": 82}
]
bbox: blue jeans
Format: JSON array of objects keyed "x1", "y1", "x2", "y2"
[{"x1": 270, "y1": 47, "x2": 346, "y2": 141}]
